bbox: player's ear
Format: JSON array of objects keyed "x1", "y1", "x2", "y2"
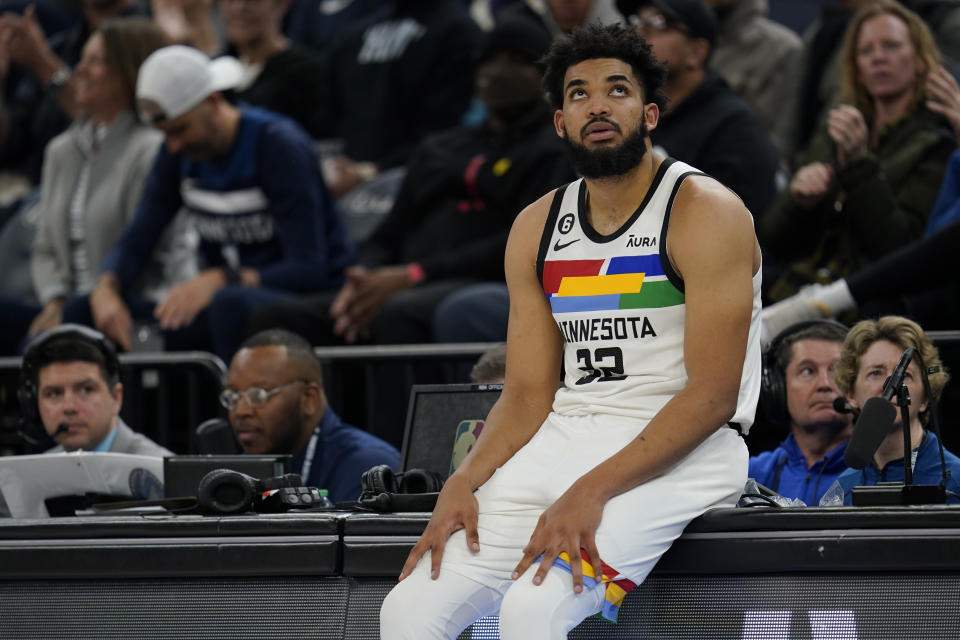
[
  {"x1": 644, "y1": 102, "x2": 659, "y2": 133},
  {"x1": 554, "y1": 110, "x2": 566, "y2": 138}
]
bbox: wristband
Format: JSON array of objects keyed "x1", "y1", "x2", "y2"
[{"x1": 406, "y1": 262, "x2": 425, "y2": 285}]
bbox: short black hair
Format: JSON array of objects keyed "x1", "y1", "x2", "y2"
[
  {"x1": 31, "y1": 336, "x2": 119, "y2": 389},
  {"x1": 540, "y1": 23, "x2": 668, "y2": 112},
  {"x1": 773, "y1": 321, "x2": 850, "y2": 375},
  {"x1": 239, "y1": 328, "x2": 323, "y2": 381}
]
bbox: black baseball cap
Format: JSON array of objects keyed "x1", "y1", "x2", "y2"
[
  {"x1": 478, "y1": 14, "x2": 553, "y2": 65},
  {"x1": 616, "y1": 0, "x2": 717, "y2": 44}
]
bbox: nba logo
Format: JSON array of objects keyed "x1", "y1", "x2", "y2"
[{"x1": 450, "y1": 420, "x2": 485, "y2": 475}]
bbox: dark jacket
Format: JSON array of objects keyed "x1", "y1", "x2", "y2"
[
  {"x1": 760, "y1": 106, "x2": 956, "y2": 301},
  {"x1": 358, "y1": 106, "x2": 575, "y2": 282},
  {"x1": 322, "y1": 0, "x2": 483, "y2": 168},
  {"x1": 231, "y1": 45, "x2": 330, "y2": 140},
  {"x1": 650, "y1": 71, "x2": 781, "y2": 217},
  {"x1": 292, "y1": 408, "x2": 399, "y2": 503},
  {"x1": 833, "y1": 430, "x2": 960, "y2": 505}
]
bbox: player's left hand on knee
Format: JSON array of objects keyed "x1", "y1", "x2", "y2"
[{"x1": 511, "y1": 485, "x2": 605, "y2": 594}]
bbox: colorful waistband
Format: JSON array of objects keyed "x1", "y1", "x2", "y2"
[{"x1": 550, "y1": 549, "x2": 638, "y2": 623}]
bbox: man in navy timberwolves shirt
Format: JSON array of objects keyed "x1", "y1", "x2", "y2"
[{"x1": 68, "y1": 46, "x2": 353, "y2": 360}]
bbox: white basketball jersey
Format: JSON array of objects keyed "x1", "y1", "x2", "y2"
[{"x1": 537, "y1": 158, "x2": 762, "y2": 432}]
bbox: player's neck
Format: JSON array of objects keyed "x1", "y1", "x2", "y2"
[{"x1": 582, "y1": 150, "x2": 661, "y2": 235}]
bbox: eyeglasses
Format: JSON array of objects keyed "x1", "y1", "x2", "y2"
[
  {"x1": 219, "y1": 380, "x2": 305, "y2": 410},
  {"x1": 629, "y1": 12, "x2": 691, "y2": 36}
]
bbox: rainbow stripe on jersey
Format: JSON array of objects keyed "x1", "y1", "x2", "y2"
[{"x1": 542, "y1": 254, "x2": 684, "y2": 314}]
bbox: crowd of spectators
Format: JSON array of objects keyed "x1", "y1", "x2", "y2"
[{"x1": 2, "y1": 0, "x2": 960, "y2": 480}]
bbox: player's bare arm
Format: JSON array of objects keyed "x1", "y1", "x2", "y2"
[
  {"x1": 398, "y1": 189, "x2": 565, "y2": 581},
  {"x1": 512, "y1": 176, "x2": 760, "y2": 590}
]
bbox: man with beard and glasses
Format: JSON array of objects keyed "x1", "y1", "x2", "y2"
[
  {"x1": 248, "y1": 16, "x2": 574, "y2": 348},
  {"x1": 380, "y1": 23, "x2": 762, "y2": 639},
  {"x1": 750, "y1": 320, "x2": 852, "y2": 505},
  {"x1": 224, "y1": 328, "x2": 399, "y2": 503},
  {"x1": 617, "y1": 0, "x2": 780, "y2": 217}
]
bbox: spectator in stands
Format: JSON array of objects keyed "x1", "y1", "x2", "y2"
[
  {"x1": 494, "y1": 0, "x2": 623, "y2": 38},
  {"x1": 750, "y1": 320, "x2": 851, "y2": 505},
  {"x1": 795, "y1": 0, "x2": 960, "y2": 153},
  {"x1": 72, "y1": 45, "x2": 354, "y2": 361},
  {"x1": 225, "y1": 328, "x2": 399, "y2": 502},
  {"x1": 761, "y1": 59, "x2": 960, "y2": 337},
  {"x1": 759, "y1": 0, "x2": 956, "y2": 304},
  {"x1": 761, "y1": 215, "x2": 960, "y2": 344},
  {"x1": 319, "y1": 0, "x2": 483, "y2": 197},
  {"x1": 151, "y1": 0, "x2": 222, "y2": 55},
  {"x1": 283, "y1": 0, "x2": 380, "y2": 54},
  {"x1": 20, "y1": 324, "x2": 171, "y2": 456},
  {"x1": 469, "y1": 343, "x2": 507, "y2": 384},
  {"x1": 0, "y1": 0, "x2": 142, "y2": 188},
  {"x1": 0, "y1": 18, "x2": 195, "y2": 358},
  {"x1": 828, "y1": 315, "x2": 960, "y2": 504},
  {"x1": 249, "y1": 16, "x2": 574, "y2": 346},
  {"x1": 618, "y1": 0, "x2": 781, "y2": 216},
  {"x1": 220, "y1": 0, "x2": 329, "y2": 138},
  {"x1": 704, "y1": 0, "x2": 803, "y2": 158}
]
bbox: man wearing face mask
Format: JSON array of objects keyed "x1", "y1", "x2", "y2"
[{"x1": 248, "y1": 15, "x2": 575, "y2": 346}]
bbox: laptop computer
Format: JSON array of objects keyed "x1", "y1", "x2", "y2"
[{"x1": 399, "y1": 383, "x2": 502, "y2": 479}]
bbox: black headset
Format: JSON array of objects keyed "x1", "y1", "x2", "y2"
[
  {"x1": 359, "y1": 464, "x2": 445, "y2": 511},
  {"x1": 18, "y1": 324, "x2": 121, "y2": 448},
  {"x1": 196, "y1": 469, "x2": 304, "y2": 514},
  {"x1": 759, "y1": 319, "x2": 849, "y2": 426}
]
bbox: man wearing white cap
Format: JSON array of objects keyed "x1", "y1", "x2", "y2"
[{"x1": 68, "y1": 45, "x2": 354, "y2": 360}]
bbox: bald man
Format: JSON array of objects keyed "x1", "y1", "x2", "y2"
[{"x1": 223, "y1": 328, "x2": 399, "y2": 502}]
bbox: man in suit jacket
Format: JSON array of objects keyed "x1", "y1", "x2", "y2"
[{"x1": 21, "y1": 324, "x2": 171, "y2": 456}]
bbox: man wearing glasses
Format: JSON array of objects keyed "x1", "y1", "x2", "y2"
[
  {"x1": 617, "y1": 0, "x2": 780, "y2": 217},
  {"x1": 222, "y1": 328, "x2": 399, "y2": 502}
]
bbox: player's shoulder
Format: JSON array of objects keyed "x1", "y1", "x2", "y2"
[{"x1": 672, "y1": 173, "x2": 753, "y2": 229}]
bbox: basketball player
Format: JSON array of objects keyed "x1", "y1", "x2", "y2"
[{"x1": 380, "y1": 23, "x2": 762, "y2": 639}]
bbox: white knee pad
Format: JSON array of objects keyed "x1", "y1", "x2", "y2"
[{"x1": 497, "y1": 568, "x2": 605, "y2": 640}]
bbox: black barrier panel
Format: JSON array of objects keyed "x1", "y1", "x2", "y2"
[
  {"x1": 351, "y1": 573, "x2": 960, "y2": 639},
  {"x1": 0, "y1": 577, "x2": 349, "y2": 640}
]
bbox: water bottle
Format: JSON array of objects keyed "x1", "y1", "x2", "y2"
[{"x1": 316, "y1": 488, "x2": 335, "y2": 509}]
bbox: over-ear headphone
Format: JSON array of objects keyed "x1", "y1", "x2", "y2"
[
  {"x1": 18, "y1": 324, "x2": 121, "y2": 448},
  {"x1": 359, "y1": 465, "x2": 445, "y2": 511},
  {"x1": 759, "y1": 319, "x2": 849, "y2": 426},
  {"x1": 196, "y1": 469, "x2": 303, "y2": 514}
]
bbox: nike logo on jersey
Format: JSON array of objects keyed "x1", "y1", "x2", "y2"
[{"x1": 553, "y1": 238, "x2": 581, "y2": 251}]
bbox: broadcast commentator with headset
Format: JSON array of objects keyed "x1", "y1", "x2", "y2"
[
  {"x1": 749, "y1": 320, "x2": 851, "y2": 505},
  {"x1": 19, "y1": 324, "x2": 171, "y2": 456}
]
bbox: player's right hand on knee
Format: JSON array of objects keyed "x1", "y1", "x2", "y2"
[{"x1": 398, "y1": 474, "x2": 479, "y2": 581}]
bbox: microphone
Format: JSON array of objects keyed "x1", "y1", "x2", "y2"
[
  {"x1": 880, "y1": 347, "x2": 915, "y2": 402},
  {"x1": 832, "y1": 397, "x2": 854, "y2": 414},
  {"x1": 843, "y1": 347, "x2": 915, "y2": 470},
  {"x1": 844, "y1": 397, "x2": 896, "y2": 469}
]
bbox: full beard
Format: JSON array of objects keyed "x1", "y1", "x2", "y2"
[{"x1": 562, "y1": 117, "x2": 649, "y2": 180}]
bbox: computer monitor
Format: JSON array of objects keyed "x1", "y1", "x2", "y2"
[
  {"x1": 163, "y1": 455, "x2": 291, "y2": 499},
  {"x1": 399, "y1": 383, "x2": 502, "y2": 479}
]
